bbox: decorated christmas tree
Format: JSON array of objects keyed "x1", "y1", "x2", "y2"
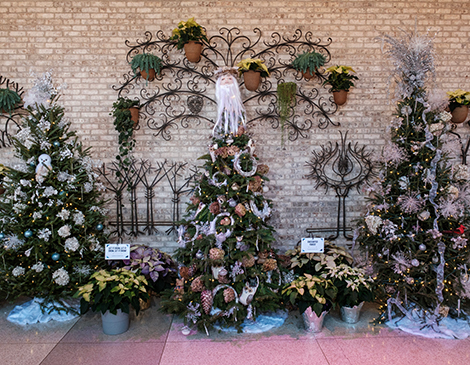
[
  {"x1": 355, "y1": 31, "x2": 470, "y2": 325},
  {"x1": 0, "y1": 72, "x2": 108, "y2": 313},
  {"x1": 161, "y1": 68, "x2": 284, "y2": 333}
]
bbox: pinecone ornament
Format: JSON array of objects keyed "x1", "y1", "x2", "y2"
[
  {"x1": 209, "y1": 201, "x2": 221, "y2": 215},
  {"x1": 234, "y1": 203, "x2": 246, "y2": 217},
  {"x1": 201, "y1": 290, "x2": 213, "y2": 315},
  {"x1": 209, "y1": 247, "x2": 225, "y2": 261},
  {"x1": 257, "y1": 164, "x2": 269, "y2": 176},
  {"x1": 263, "y1": 258, "x2": 278, "y2": 272},
  {"x1": 191, "y1": 275, "x2": 205, "y2": 292},
  {"x1": 188, "y1": 263, "x2": 197, "y2": 277},
  {"x1": 223, "y1": 288, "x2": 236, "y2": 303},
  {"x1": 179, "y1": 266, "x2": 190, "y2": 279},
  {"x1": 242, "y1": 254, "x2": 255, "y2": 268}
]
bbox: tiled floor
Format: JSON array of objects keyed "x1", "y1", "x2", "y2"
[{"x1": 0, "y1": 297, "x2": 469, "y2": 365}]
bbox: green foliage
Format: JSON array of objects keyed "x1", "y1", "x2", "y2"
[
  {"x1": 170, "y1": 17, "x2": 208, "y2": 50},
  {"x1": 0, "y1": 88, "x2": 21, "y2": 114},
  {"x1": 276, "y1": 82, "x2": 297, "y2": 144},
  {"x1": 0, "y1": 94, "x2": 108, "y2": 312},
  {"x1": 75, "y1": 268, "x2": 149, "y2": 316},
  {"x1": 323, "y1": 65, "x2": 358, "y2": 92},
  {"x1": 130, "y1": 53, "x2": 162, "y2": 80},
  {"x1": 291, "y1": 51, "x2": 327, "y2": 76},
  {"x1": 111, "y1": 97, "x2": 140, "y2": 175}
]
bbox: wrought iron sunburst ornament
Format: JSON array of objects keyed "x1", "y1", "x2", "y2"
[
  {"x1": 113, "y1": 27, "x2": 341, "y2": 141},
  {"x1": 305, "y1": 131, "x2": 376, "y2": 240}
]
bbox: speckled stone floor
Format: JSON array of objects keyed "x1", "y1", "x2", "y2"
[{"x1": 0, "y1": 298, "x2": 469, "y2": 365}]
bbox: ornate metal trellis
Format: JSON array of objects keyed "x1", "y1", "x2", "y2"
[
  {"x1": 305, "y1": 131, "x2": 376, "y2": 240},
  {"x1": 96, "y1": 159, "x2": 198, "y2": 239},
  {"x1": 0, "y1": 76, "x2": 24, "y2": 148},
  {"x1": 113, "y1": 27, "x2": 340, "y2": 141}
]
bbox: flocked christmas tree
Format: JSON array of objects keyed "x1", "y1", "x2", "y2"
[
  {"x1": 0, "y1": 72, "x2": 108, "y2": 312},
  {"x1": 355, "y1": 30, "x2": 470, "y2": 325},
  {"x1": 161, "y1": 68, "x2": 283, "y2": 333}
]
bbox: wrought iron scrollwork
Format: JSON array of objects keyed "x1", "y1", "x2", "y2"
[
  {"x1": 113, "y1": 28, "x2": 340, "y2": 141},
  {"x1": 305, "y1": 131, "x2": 376, "y2": 240},
  {"x1": 0, "y1": 76, "x2": 24, "y2": 148},
  {"x1": 97, "y1": 159, "x2": 199, "y2": 239}
]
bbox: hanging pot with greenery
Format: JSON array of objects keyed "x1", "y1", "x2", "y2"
[
  {"x1": 0, "y1": 88, "x2": 22, "y2": 114},
  {"x1": 291, "y1": 51, "x2": 326, "y2": 80},
  {"x1": 130, "y1": 53, "x2": 163, "y2": 82},
  {"x1": 277, "y1": 82, "x2": 297, "y2": 145},
  {"x1": 111, "y1": 97, "x2": 140, "y2": 176}
]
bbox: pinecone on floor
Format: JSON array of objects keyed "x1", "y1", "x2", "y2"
[{"x1": 201, "y1": 290, "x2": 213, "y2": 314}]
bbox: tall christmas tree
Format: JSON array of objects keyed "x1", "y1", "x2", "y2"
[
  {"x1": 0, "y1": 72, "x2": 108, "y2": 312},
  {"x1": 356, "y1": 31, "x2": 470, "y2": 325},
  {"x1": 161, "y1": 68, "x2": 283, "y2": 333}
]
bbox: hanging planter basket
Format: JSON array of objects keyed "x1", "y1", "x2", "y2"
[
  {"x1": 140, "y1": 68, "x2": 156, "y2": 82},
  {"x1": 129, "y1": 107, "x2": 140, "y2": 128},
  {"x1": 243, "y1": 70, "x2": 261, "y2": 91},
  {"x1": 183, "y1": 41, "x2": 203, "y2": 63},
  {"x1": 451, "y1": 105, "x2": 469, "y2": 124},
  {"x1": 333, "y1": 90, "x2": 348, "y2": 106}
]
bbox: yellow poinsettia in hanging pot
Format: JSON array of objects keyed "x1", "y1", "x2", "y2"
[
  {"x1": 236, "y1": 58, "x2": 270, "y2": 91},
  {"x1": 446, "y1": 89, "x2": 470, "y2": 124},
  {"x1": 170, "y1": 17, "x2": 208, "y2": 63},
  {"x1": 322, "y1": 65, "x2": 358, "y2": 106}
]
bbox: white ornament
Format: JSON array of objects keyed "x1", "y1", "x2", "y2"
[
  {"x1": 35, "y1": 154, "x2": 52, "y2": 183},
  {"x1": 239, "y1": 277, "x2": 259, "y2": 306}
]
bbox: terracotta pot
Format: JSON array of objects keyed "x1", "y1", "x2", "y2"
[
  {"x1": 140, "y1": 68, "x2": 156, "y2": 82},
  {"x1": 301, "y1": 68, "x2": 316, "y2": 80},
  {"x1": 243, "y1": 70, "x2": 261, "y2": 91},
  {"x1": 129, "y1": 107, "x2": 139, "y2": 128},
  {"x1": 183, "y1": 41, "x2": 203, "y2": 63},
  {"x1": 451, "y1": 105, "x2": 469, "y2": 124},
  {"x1": 333, "y1": 90, "x2": 348, "y2": 106}
]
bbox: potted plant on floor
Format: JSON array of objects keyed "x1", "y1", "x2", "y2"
[
  {"x1": 446, "y1": 89, "x2": 470, "y2": 124},
  {"x1": 237, "y1": 58, "x2": 270, "y2": 91},
  {"x1": 322, "y1": 65, "x2": 359, "y2": 105},
  {"x1": 170, "y1": 17, "x2": 208, "y2": 63},
  {"x1": 130, "y1": 53, "x2": 163, "y2": 82},
  {"x1": 282, "y1": 273, "x2": 337, "y2": 332},
  {"x1": 110, "y1": 244, "x2": 178, "y2": 310},
  {"x1": 75, "y1": 268, "x2": 149, "y2": 335},
  {"x1": 291, "y1": 50, "x2": 326, "y2": 80},
  {"x1": 0, "y1": 88, "x2": 22, "y2": 114},
  {"x1": 323, "y1": 264, "x2": 374, "y2": 323}
]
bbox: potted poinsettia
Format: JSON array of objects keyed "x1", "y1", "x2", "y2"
[
  {"x1": 75, "y1": 268, "x2": 149, "y2": 335},
  {"x1": 323, "y1": 65, "x2": 359, "y2": 105},
  {"x1": 130, "y1": 53, "x2": 163, "y2": 82},
  {"x1": 236, "y1": 58, "x2": 270, "y2": 91},
  {"x1": 170, "y1": 17, "x2": 208, "y2": 63},
  {"x1": 446, "y1": 89, "x2": 470, "y2": 124},
  {"x1": 291, "y1": 50, "x2": 326, "y2": 80},
  {"x1": 282, "y1": 273, "x2": 337, "y2": 332},
  {"x1": 322, "y1": 263, "x2": 374, "y2": 323}
]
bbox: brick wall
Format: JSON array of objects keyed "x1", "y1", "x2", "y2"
[{"x1": 1, "y1": 0, "x2": 470, "y2": 253}]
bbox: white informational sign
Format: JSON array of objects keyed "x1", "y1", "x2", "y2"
[
  {"x1": 300, "y1": 237, "x2": 324, "y2": 253},
  {"x1": 105, "y1": 244, "x2": 130, "y2": 260}
]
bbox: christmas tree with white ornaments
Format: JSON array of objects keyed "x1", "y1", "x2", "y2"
[
  {"x1": 0, "y1": 72, "x2": 108, "y2": 312},
  {"x1": 160, "y1": 68, "x2": 286, "y2": 333},
  {"x1": 355, "y1": 30, "x2": 470, "y2": 326}
]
